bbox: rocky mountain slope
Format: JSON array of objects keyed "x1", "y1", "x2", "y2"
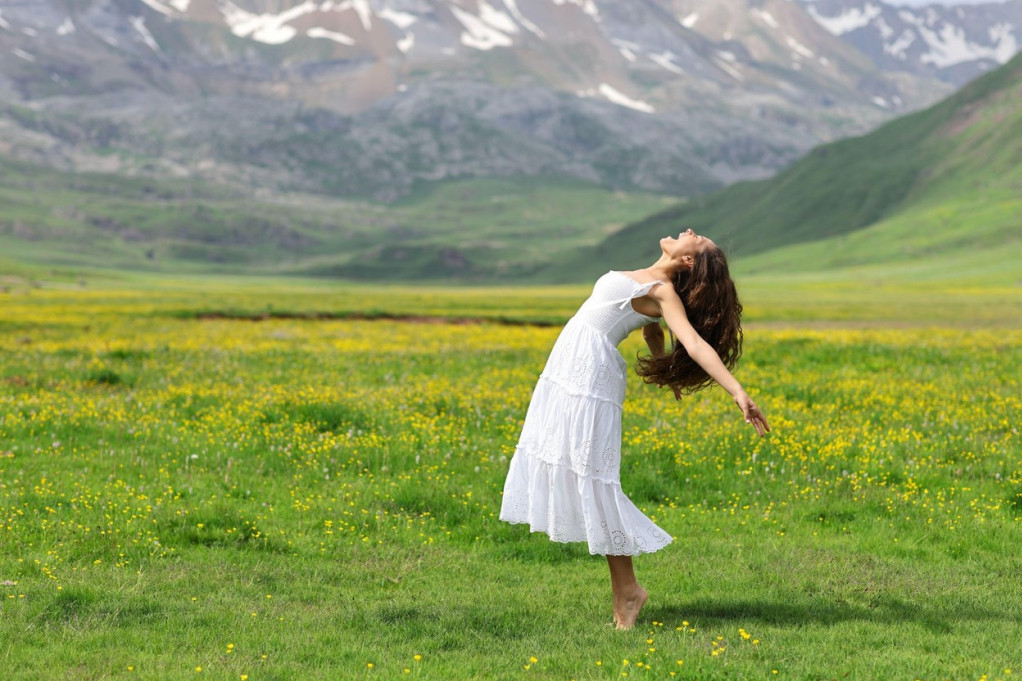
[{"x1": 0, "y1": 0, "x2": 1016, "y2": 201}]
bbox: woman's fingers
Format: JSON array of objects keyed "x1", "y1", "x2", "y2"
[
  {"x1": 736, "y1": 395, "x2": 769, "y2": 436},
  {"x1": 753, "y1": 411, "x2": 769, "y2": 436},
  {"x1": 745, "y1": 404, "x2": 769, "y2": 436}
]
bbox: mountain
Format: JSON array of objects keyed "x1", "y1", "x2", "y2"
[
  {"x1": 800, "y1": 0, "x2": 1022, "y2": 86},
  {"x1": 0, "y1": 0, "x2": 982, "y2": 201},
  {"x1": 576, "y1": 50, "x2": 1022, "y2": 282},
  {"x1": 2, "y1": 49, "x2": 1019, "y2": 282}
]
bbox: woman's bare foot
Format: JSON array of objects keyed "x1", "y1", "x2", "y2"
[{"x1": 613, "y1": 585, "x2": 648, "y2": 630}]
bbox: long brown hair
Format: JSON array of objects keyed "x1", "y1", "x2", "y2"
[{"x1": 635, "y1": 245, "x2": 743, "y2": 395}]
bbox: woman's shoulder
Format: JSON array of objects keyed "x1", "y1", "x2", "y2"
[{"x1": 609, "y1": 270, "x2": 670, "y2": 288}]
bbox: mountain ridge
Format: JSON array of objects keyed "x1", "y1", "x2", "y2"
[
  {"x1": 570, "y1": 49, "x2": 1022, "y2": 282},
  {"x1": 5, "y1": 0, "x2": 1007, "y2": 200}
]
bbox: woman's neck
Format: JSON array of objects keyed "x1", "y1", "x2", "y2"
[{"x1": 644, "y1": 255, "x2": 680, "y2": 282}]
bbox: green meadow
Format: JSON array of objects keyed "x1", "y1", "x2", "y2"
[
  {"x1": 1, "y1": 274, "x2": 1020, "y2": 680},
  {"x1": 0, "y1": 158, "x2": 671, "y2": 282}
]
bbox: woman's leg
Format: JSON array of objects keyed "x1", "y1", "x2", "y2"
[{"x1": 606, "y1": 555, "x2": 648, "y2": 630}]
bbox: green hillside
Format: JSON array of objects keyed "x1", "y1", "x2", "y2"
[
  {"x1": 0, "y1": 154, "x2": 669, "y2": 281},
  {"x1": 566, "y1": 52, "x2": 1022, "y2": 283}
]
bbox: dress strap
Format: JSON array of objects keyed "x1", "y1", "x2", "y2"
[{"x1": 617, "y1": 280, "x2": 666, "y2": 309}]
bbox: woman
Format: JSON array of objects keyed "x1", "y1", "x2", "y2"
[{"x1": 499, "y1": 228, "x2": 769, "y2": 630}]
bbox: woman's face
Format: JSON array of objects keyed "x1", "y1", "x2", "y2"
[{"x1": 661, "y1": 228, "x2": 715, "y2": 262}]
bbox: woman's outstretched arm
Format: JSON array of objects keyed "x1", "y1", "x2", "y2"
[{"x1": 649, "y1": 286, "x2": 770, "y2": 435}]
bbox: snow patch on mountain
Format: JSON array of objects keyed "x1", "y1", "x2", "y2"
[
  {"x1": 917, "y1": 21, "x2": 1016, "y2": 67},
  {"x1": 874, "y1": 16, "x2": 893, "y2": 39},
  {"x1": 478, "y1": 1, "x2": 518, "y2": 35},
  {"x1": 378, "y1": 8, "x2": 417, "y2": 30},
  {"x1": 451, "y1": 5, "x2": 514, "y2": 50},
  {"x1": 578, "y1": 83, "x2": 654, "y2": 113},
  {"x1": 649, "y1": 51, "x2": 685, "y2": 74},
  {"x1": 988, "y1": 23, "x2": 1019, "y2": 62},
  {"x1": 612, "y1": 39, "x2": 640, "y2": 61},
  {"x1": 885, "y1": 29, "x2": 915, "y2": 58},
  {"x1": 714, "y1": 52, "x2": 744, "y2": 80},
  {"x1": 221, "y1": 1, "x2": 320, "y2": 45},
  {"x1": 504, "y1": 0, "x2": 545, "y2": 37},
  {"x1": 341, "y1": 0, "x2": 374, "y2": 31},
  {"x1": 308, "y1": 26, "x2": 355, "y2": 44},
  {"x1": 787, "y1": 36, "x2": 815, "y2": 58},
  {"x1": 552, "y1": 0, "x2": 599, "y2": 20},
  {"x1": 753, "y1": 9, "x2": 780, "y2": 29},
  {"x1": 130, "y1": 16, "x2": 160, "y2": 51},
  {"x1": 139, "y1": 0, "x2": 175, "y2": 17},
  {"x1": 57, "y1": 17, "x2": 75, "y2": 35},
  {"x1": 808, "y1": 3, "x2": 882, "y2": 35}
]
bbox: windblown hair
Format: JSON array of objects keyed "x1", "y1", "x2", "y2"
[{"x1": 635, "y1": 245, "x2": 743, "y2": 395}]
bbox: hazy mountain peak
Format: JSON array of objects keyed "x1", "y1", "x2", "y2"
[{"x1": 800, "y1": 0, "x2": 1021, "y2": 84}]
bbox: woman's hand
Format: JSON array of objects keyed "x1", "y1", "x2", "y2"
[
  {"x1": 734, "y1": 391, "x2": 770, "y2": 436},
  {"x1": 643, "y1": 323, "x2": 683, "y2": 400}
]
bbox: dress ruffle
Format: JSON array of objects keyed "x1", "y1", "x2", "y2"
[
  {"x1": 499, "y1": 380, "x2": 673, "y2": 556},
  {"x1": 500, "y1": 450, "x2": 673, "y2": 555}
]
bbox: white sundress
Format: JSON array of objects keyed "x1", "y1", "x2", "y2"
[{"x1": 499, "y1": 271, "x2": 674, "y2": 555}]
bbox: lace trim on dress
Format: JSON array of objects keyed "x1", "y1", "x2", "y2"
[{"x1": 511, "y1": 443, "x2": 623, "y2": 485}]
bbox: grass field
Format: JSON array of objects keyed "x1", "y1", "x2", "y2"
[{"x1": 2, "y1": 276, "x2": 1021, "y2": 680}]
